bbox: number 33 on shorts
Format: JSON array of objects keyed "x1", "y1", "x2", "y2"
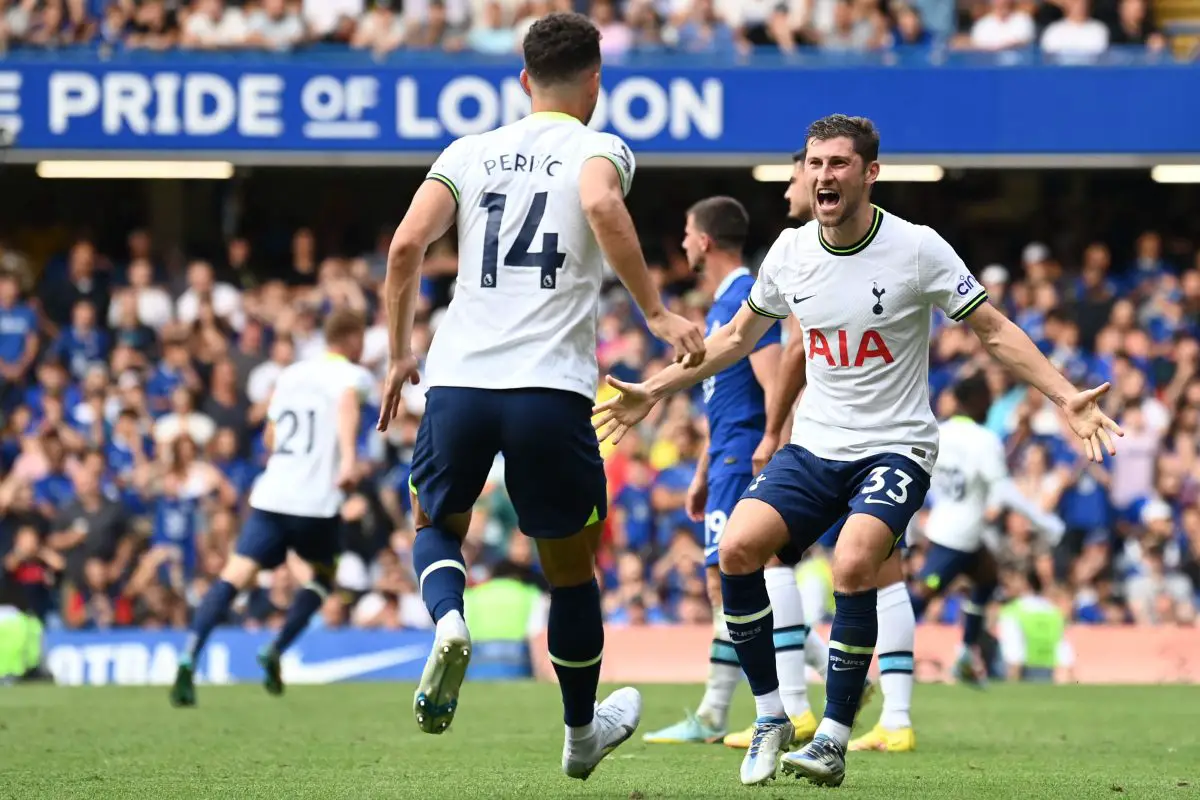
[{"x1": 859, "y1": 466, "x2": 913, "y2": 506}]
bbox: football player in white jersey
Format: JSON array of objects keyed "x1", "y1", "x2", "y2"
[
  {"x1": 593, "y1": 114, "x2": 1122, "y2": 788},
  {"x1": 375, "y1": 13, "x2": 704, "y2": 780},
  {"x1": 914, "y1": 373, "x2": 1066, "y2": 687},
  {"x1": 171, "y1": 309, "x2": 373, "y2": 707}
]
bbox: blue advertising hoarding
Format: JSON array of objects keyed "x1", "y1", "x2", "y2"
[
  {"x1": 0, "y1": 52, "x2": 1198, "y2": 165},
  {"x1": 44, "y1": 629, "x2": 533, "y2": 686}
]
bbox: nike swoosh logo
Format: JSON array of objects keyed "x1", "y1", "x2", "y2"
[
  {"x1": 792, "y1": 295, "x2": 814, "y2": 304},
  {"x1": 280, "y1": 644, "x2": 428, "y2": 684},
  {"x1": 830, "y1": 664, "x2": 857, "y2": 671},
  {"x1": 863, "y1": 497, "x2": 895, "y2": 506}
]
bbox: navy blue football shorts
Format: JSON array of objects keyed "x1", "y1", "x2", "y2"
[
  {"x1": 410, "y1": 386, "x2": 607, "y2": 540},
  {"x1": 741, "y1": 444, "x2": 929, "y2": 565}
]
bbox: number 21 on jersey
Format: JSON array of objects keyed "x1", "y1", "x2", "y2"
[
  {"x1": 275, "y1": 408, "x2": 315, "y2": 455},
  {"x1": 479, "y1": 191, "x2": 566, "y2": 290}
]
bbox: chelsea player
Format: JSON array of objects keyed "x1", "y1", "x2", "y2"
[{"x1": 643, "y1": 197, "x2": 820, "y2": 747}]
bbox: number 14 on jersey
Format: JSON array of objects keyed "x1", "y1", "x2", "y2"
[{"x1": 479, "y1": 191, "x2": 567, "y2": 290}]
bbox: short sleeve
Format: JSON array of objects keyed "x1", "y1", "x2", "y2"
[
  {"x1": 980, "y1": 431, "x2": 1009, "y2": 486},
  {"x1": 585, "y1": 133, "x2": 636, "y2": 197},
  {"x1": 917, "y1": 227, "x2": 988, "y2": 322},
  {"x1": 426, "y1": 136, "x2": 473, "y2": 206},
  {"x1": 747, "y1": 233, "x2": 792, "y2": 320}
]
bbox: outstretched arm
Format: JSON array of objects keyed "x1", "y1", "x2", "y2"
[
  {"x1": 966, "y1": 302, "x2": 1123, "y2": 461},
  {"x1": 593, "y1": 304, "x2": 777, "y2": 443}
]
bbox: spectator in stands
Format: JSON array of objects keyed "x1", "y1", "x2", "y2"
[
  {"x1": 42, "y1": 239, "x2": 109, "y2": 331},
  {"x1": 591, "y1": 0, "x2": 632, "y2": 56},
  {"x1": 1123, "y1": 500, "x2": 1197, "y2": 624},
  {"x1": 0, "y1": 269, "x2": 37, "y2": 411},
  {"x1": 673, "y1": 0, "x2": 738, "y2": 53},
  {"x1": 246, "y1": 0, "x2": 305, "y2": 51},
  {"x1": 352, "y1": 0, "x2": 406, "y2": 54},
  {"x1": 406, "y1": 0, "x2": 465, "y2": 50},
  {"x1": 127, "y1": 0, "x2": 179, "y2": 50},
  {"x1": 181, "y1": 0, "x2": 248, "y2": 49},
  {"x1": 111, "y1": 258, "x2": 173, "y2": 331},
  {"x1": 466, "y1": 0, "x2": 517, "y2": 52},
  {"x1": 154, "y1": 387, "x2": 216, "y2": 450},
  {"x1": 1108, "y1": 0, "x2": 1167, "y2": 53},
  {"x1": 49, "y1": 465, "x2": 131, "y2": 629},
  {"x1": 817, "y1": 0, "x2": 877, "y2": 50},
  {"x1": 200, "y1": 359, "x2": 249, "y2": 442},
  {"x1": 303, "y1": 0, "x2": 364, "y2": 42},
  {"x1": 177, "y1": 260, "x2": 243, "y2": 332},
  {"x1": 888, "y1": 3, "x2": 933, "y2": 47},
  {"x1": 52, "y1": 301, "x2": 108, "y2": 382},
  {"x1": 968, "y1": 0, "x2": 1035, "y2": 50},
  {"x1": 1040, "y1": 0, "x2": 1109, "y2": 55}
]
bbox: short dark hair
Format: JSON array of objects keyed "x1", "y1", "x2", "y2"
[
  {"x1": 803, "y1": 114, "x2": 880, "y2": 164},
  {"x1": 953, "y1": 372, "x2": 992, "y2": 421},
  {"x1": 523, "y1": 13, "x2": 601, "y2": 85},
  {"x1": 687, "y1": 196, "x2": 749, "y2": 253},
  {"x1": 323, "y1": 308, "x2": 366, "y2": 344}
]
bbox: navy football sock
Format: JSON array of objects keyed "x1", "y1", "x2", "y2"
[
  {"x1": 184, "y1": 579, "x2": 237, "y2": 663},
  {"x1": 721, "y1": 569, "x2": 783, "y2": 717},
  {"x1": 270, "y1": 582, "x2": 326, "y2": 655},
  {"x1": 413, "y1": 526, "x2": 467, "y2": 623},
  {"x1": 548, "y1": 580, "x2": 604, "y2": 728},
  {"x1": 962, "y1": 582, "x2": 996, "y2": 648},
  {"x1": 824, "y1": 589, "x2": 878, "y2": 727}
]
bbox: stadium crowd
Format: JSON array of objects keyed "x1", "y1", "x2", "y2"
[
  {"x1": 0, "y1": 213, "x2": 1198, "y2": 636},
  {"x1": 0, "y1": 0, "x2": 1171, "y2": 57}
]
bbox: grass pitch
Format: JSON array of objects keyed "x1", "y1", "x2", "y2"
[{"x1": 1, "y1": 682, "x2": 1196, "y2": 799}]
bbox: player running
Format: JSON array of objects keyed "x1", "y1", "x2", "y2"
[
  {"x1": 375, "y1": 13, "x2": 705, "y2": 781},
  {"x1": 593, "y1": 114, "x2": 1121, "y2": 788},
  {"x1": 641, "y1": 196, "x2": 820, "y2": 748},
  {"x1": 913, "y1": 373, "x2": 1066, "y2": 687},
  {"x1": 171, "y1": 309, "x2": 374, "y2": 706}
]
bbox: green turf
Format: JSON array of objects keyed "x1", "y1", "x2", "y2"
[{"x1": 1, "y1": 682, "x2": 1197, "y2": 799}]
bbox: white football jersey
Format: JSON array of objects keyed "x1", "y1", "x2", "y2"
[
  {"x1": 748, "y1": 207, "x2": 987, "y2": 473},
  {"x1": 924, "y1": 416, "x2": 1008, "y2": 551},
  {"x1": 422, "y1": 112, "x2": 636, "y2": 400},
  {"x1": 249, "y1": 354, "x2": 374, "y2": 518}
]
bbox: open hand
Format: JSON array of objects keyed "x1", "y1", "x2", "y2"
[
  {"x1": 592, "y1": 375, "x2": 657, "y2": 444},
  {"x1": 1064, "y1": 382, "x2": 1124, "y2": 463}
]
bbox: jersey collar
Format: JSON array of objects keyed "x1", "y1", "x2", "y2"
[
  {"x1": 323, "y1": 351, "x2": 349, "y2": 364},
  {"x1": 950, "y1": 414, "x2": 974, "y2": 423},
  {"x1": 527, "y1": 111, "x2": 581, "y2": 125},
  {"x1": 818, "y1": 205, "x2": 884, "y2": 257},
  {"x1": 714, "y1": 267, "x2": 751, "y2": 302}
]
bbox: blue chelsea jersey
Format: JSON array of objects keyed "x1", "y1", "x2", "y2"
[{"x1": 702, "y1": 269, "x2": 782, "y2": 478}]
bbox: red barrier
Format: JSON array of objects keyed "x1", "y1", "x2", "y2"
[{"x1": 532, "y1": 624, "x2": 1200, "y2": 684}]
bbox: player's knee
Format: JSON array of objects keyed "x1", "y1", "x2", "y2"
[
  {"x1": 717, "y1": 529, "x2": 764, "y2": 576},
  {"x1": 220, "y1": 554, "x2": 261, "y2": 589},
  {"x1": 831, "y1": 540, "x2": 880, "y2": 593}
]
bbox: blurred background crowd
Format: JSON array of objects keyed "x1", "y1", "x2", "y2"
[
  {"x1": 1, "y1": 203, "x2": 1198, "y2": 637},
  {"x1": 0, "y1": 0, "x2": 1188, "y2": 59}
]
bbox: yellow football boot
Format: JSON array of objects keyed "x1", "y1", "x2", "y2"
[
  {"x1": 723, "y1": 709, "x2": 817, "y2": 749},
  {"x1": 848, "y1": 723, "x2": 916, "y2": 752}
]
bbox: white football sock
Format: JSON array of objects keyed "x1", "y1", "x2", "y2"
[
  {"x1": 875, "y1": 581, "x2": 915, "y2": 731},
  {"x1": 765, "y1": 565, "x2": 810, "y2": 718},
  {"x1": 805, "y1": 625, "x2": 830, "y2": 681},
  {"x1": 696, "y1": 606, "x2": 740, "y2": 729}
]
